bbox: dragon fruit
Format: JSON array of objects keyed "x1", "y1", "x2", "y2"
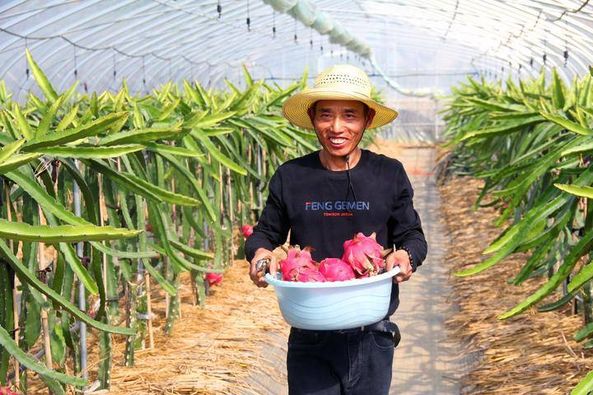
[
  {"x1": 342, "y1": 232, "x2": 385, "y2": 277},
  {"x1": 241, "y1": 224, "x2": 253, "y2": 238},
  {"x1": 280, "y1": 246, "x2": 321, "y2": 282},
  {"x1": 0, "y1": 386, "x2": 18, "y2": 395},
  {"x1": 296, "y1": 267, "x2": 326, "y2": 282},
  {"x1": 319, "y1": 258, "x2": 355, "y2": 281},
  {"x1": 205, "y1": 272, "x2": 223, "y2": 287}
]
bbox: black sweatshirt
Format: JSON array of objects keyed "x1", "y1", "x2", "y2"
[{"x1": 245, "y1": 149, "x2": 428, "y2": 316}]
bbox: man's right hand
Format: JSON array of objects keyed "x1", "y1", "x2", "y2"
[{"x1": 249, "y1": 248, "x2": 278, "y2": 288}]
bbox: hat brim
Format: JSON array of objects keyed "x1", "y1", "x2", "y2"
[{"x1": 282, "y1": 88, "x2": 398, "y2": 130}]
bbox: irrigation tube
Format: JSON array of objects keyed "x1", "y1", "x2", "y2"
[
  {"x1": 368, "y1": 55, "x2": 440, "y2": 99},
  {"x1": 73, "y1": 159, "x2": 88, "y2": 380}
]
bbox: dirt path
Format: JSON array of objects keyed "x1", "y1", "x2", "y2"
[{"x1": 372, "y1": 142, "x2": 463, "y2": 394}]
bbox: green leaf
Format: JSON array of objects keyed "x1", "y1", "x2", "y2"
[
  {"x1": 187, "y1": 111, "x2": 236, "y2": 129},
  {"x1": 459, "y1": 115, "x2": 544, "y2": 141},
  {"x1": 35, "y1": 144, "x2": 145, "y2": 159},
  {"x1": 26, "y1": 48, "x2": 58, "y2": 102},
  {"x1": 157, "y1": 153, "x2": 217, "y2": 221},
  {"x1": 192, "y1": 131, "x2": 247, "y2": 175},
  {"x1": 571, "y1": 370, "x2": 593, "y2": 395},
  {"x1": 91, "y1": 242, "x2": 158, "y2": 259},
  {"x1": 170, "y1": 239, "x2": 214, "y2": 259},
  {"x1": 466, "y1": 97, "x2": 526, "y2": 112},
  {"x1": 555, "y1": 183, "x2": 593, "y2": 199},
  {"x1": 0, "y1": 219, "x2": 141, "y2": 243},
  {"x1": 37, "y1": 96, "x2": 65, "y2": 136},
  {"x1": 551, "y1": 68, "x2": 566, "y2": 110},
  {"x1": 56, "y1": 242, "x2": 99, "y2": 295},
  {"x1": 0, "y1": 153, "x2": 41, "y2": 174},
  {"x1": 12, "y1": 104, "x2": 34, "y2": 139},
  {"x1": 86, "y1": 159, "x2": 202, "y2": 207},
  {"x1": 24, "y1": 112, "x2": 129, "y2": 150},
  {"x1": 56, "y1": 105, "x2": 79, "y2": 132},
  {"x1": 568, "y1": 259, "x2": 593, "y2": 293},
  {"x1": 540, "y1": 112, "x2": 593, "y2": 135},
  {"x1": 97, "y1": 125, "x2": 184, "y2": 146},
  {"x1": 145, "y1": 143, "x2": 204, "y2": 158},
  {"x1": 455, "y1": 194, "x2": 569, "y2": 277},
  {"x1": 0, "y1": 138, "x2": 25, "y2": 163},
  {"x1": 574, "y1": 322, "x2": 593, "y2": 342}
]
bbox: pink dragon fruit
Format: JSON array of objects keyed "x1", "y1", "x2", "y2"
[
  {"x1": 280, "y1": 246, "x2": 321, "y2": 282},
  {"x1": 318, "y1": 258, "x2": 355, "y2": 281},
  {"x1": 296, "y1": 267, "x2": 326, "y2": 282},
  {"x1": 342, "y1": 232, "x2": 385, "y2": 277},
  {"x1": 241, "y1": 224, "x2": 254, "y2": 238},
  {"x1": 205, "y1": 272, "x2": 223, "y2": 287},
  {"x1": 0, "y1": 386, "x2": 19, "y2": 395}
]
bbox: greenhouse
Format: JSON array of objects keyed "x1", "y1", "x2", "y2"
[{"x1": 1, "y1": 0, "x2": 593, "y2": 394}]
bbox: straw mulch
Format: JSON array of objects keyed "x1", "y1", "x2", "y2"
[
  {"x1": 440, "y1": 176, "x2": 593, "y2": 394},
  {"x1": 104, "y1": 258, "x2": 289, "y2": 395}
]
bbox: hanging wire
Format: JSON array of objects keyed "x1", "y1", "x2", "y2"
[
  {"x1": 24, "y1": 37, "x2": 29, "y2": 80},
  {"x1": 246, "y1": 0, "x2": 251, "y2": 32},
  {"x1": 142, "y1": 56, "x2": 146, "y2": 88},
  {"x1": 112, "y1": 52, "x2": 117, "y2": 80},
  {"x1": 73, "y1": 46, "x2": 78, "y2": 79},
  {"x1": 542, "y1": 27, "x2": 548, "y2": 67},
  {"x1": 217, "y1": 0, "x2": 222, "y2": 19},
  {"x1": 563, "y1": 19, "x2": 569, "y2": 67}
]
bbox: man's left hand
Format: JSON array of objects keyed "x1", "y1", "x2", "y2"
[{"x1": 385, "y1": 250, "x2": 413, "y2": 283}]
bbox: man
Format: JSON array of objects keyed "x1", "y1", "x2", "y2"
[{"x1": 246, "y1": 64, "x2": 427, "y2": 395}]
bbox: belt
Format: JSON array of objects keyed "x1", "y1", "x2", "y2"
[
  {"x1": 292, "y1": 320, "x2": 401, "y2": 348},
  {"x1": 293, "y1": 320, "x2": 397, "y2": 335},
  {"x1": 335, "y1": 320, "x2": 398, "y2": 334}
]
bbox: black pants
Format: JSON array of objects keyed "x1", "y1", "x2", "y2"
[{"x1": 287, "y1": 320, "x2": 400, "y2": 395}]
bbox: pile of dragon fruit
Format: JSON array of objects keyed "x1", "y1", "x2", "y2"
[{"x1": 280, "y1": 232, "x2": 387, "y2": 282}]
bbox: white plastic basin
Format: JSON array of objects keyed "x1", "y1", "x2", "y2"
[{"x1": 264, "y1": 267, "x2": 400, "y2": 330}]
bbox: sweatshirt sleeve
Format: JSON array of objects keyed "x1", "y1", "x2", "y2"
[
  {"x1": 390, "y1": 165, "x2": 428, "y2": 271},
  {"x1": 245, "y1": 169, "x2": 290, "y2": 262}
]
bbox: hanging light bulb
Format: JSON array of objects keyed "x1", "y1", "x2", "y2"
[
  {"x1": 217, "y1": 1, "x2": 222, "y2": 18},
  {"x1": 563, "y1": 49, "x2": 569, "y2": 66}
]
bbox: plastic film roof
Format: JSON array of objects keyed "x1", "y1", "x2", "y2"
[{"x1": 1, "y1": 0, "x2": 593, "y2": 100}]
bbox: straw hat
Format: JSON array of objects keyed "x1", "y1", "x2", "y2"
[{"x1": 282, "y1": 64, "x2": 398, "y2": 130}]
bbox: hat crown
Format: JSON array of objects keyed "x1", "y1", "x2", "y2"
[{"x1": 313, "y1": 64, "x2": 372, "y2": 97}]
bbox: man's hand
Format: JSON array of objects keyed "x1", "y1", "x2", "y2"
[
  {"x1": 385, "y1": 249, "x2": 413, "y2": 283},
  {"x1": 249, "y1": 248, "x2": 278, "y2": 288}
]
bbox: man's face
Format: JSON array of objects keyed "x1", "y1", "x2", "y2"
[{"x1": 311, "y1": 100, "x2": 372, "y2": 158}]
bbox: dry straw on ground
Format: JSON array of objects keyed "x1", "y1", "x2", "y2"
[
  {"x1": 107, "y1": 258, "x2": 289, "y2": 395},
  {"x1": 440, "y1": 176, "x2": 593, "y2": 394}
]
